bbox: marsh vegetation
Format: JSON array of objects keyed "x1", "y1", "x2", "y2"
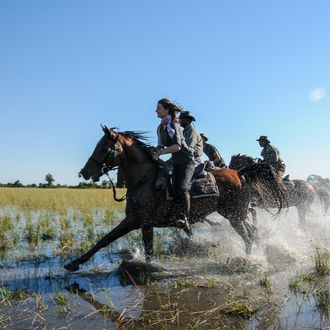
[{"x1": 0, "y1": 188, "x2": 329, "y2": 329}]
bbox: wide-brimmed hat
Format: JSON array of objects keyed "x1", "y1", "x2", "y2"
[
  {"x1": 200, "y1": 133, "x2": 208, "y2": 141},
  {"x1": 179, "y1": 111, "x2": 196, "y2": 122},
  {"x1": 256, "y1": 135, "x2": 270, "y2": 143}
]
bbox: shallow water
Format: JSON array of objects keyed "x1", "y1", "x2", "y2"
[{"x1": 0, "y1": 205, "x2": 329, "y2": 329}]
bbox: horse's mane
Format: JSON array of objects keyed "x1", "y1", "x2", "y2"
[
  {"x1": 120, "y1": 131, "x2": 153, "y2": 158},
  {"x1": 231, "y1": 153, "x2": 254, "y2": 161},
  {"x1": 229, "y1": 154, "x2": 255, "y2": 170}
]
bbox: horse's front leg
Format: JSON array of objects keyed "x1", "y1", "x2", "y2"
[
  {"x1": 64, "y1": 216, "x2": 140, "y2": 272},
  {"x1": 142, "y1": 227, "x2": 154, "y2": 262},
  {"x1": 249, "y1": 207, "x2": 258, "y2": 227},
  {"x1": 225, "y1": 206, "x2": 255, "y2": 255}
]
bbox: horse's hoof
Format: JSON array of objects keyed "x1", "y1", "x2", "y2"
[
  {"x1": 183, "y1": 227, "x2": 193, "y2": 238},
  {"x1": 64, "y1": 263, "x2": 80, "y2": 272},
  {"x1": 177, "y1": 218, "x2": 193, "y2": 238}
]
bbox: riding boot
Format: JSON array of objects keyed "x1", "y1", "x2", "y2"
[{"x1": 176, "y1": 193, "x2": 193, "y2": 238}]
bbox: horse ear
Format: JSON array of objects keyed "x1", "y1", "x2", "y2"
[
  {"x1": 102, "y1": 124, "x2": 118, "y2": 140},
  {"x1": 100, "y1": 124, "x2": 110, "y2": 136},
  {"x1": 101, "y1": 124, "x2": 107, "y2": 134}
]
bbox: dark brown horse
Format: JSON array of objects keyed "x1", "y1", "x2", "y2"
[
  {"x1": 64, "y1": 127, "x2": 287, "y2": 272},
  {"x1": 229, "y1": 154, "x2": 330, "y2": 224}
]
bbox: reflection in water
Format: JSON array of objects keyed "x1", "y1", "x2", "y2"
[{"x1": 64, "y1": 281, "x2": 254, "y2": 329}]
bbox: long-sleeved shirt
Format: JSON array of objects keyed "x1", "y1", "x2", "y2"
[
  {"x1": 261, "y1": 144, "x2": 285, "y2": 171},
  {"x1": 182, "y1": 124, "x2": 203, "y2": 165},
  {"x1": 157, "y1": 121, "x2": 194, "y2": 164},
  {"x1": 203, "y1": 142, "x2": 226, "y2": 167}
]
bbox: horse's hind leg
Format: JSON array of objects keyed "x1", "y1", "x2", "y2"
[
  {"x1": 142, "y1": 227, "x2": 154, "y2": 262},
  {"x1": 64, "y1": 217, "x2": 140, "y2": 272},
  {"x1": 248, "y1": 207, "x2": 260, "y2": 244}
]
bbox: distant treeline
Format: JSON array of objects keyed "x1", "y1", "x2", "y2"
[
  {"x1": 1, "y1": 174, "x2": 329, "y2": 190},
  {"x1": 0, "y1": 180, "x2": 114, "y2": 189},
  {"x1": 0, "y1": 173, "x2": 119, "y2": 189}
]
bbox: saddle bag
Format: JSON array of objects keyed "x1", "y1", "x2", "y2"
[{"x1": 190, "y1": 172, "x2": 219, "y2": 197}]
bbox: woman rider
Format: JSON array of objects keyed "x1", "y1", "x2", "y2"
[{"x1": 152, "y1": 98, "x2": 194, "y2": 237}]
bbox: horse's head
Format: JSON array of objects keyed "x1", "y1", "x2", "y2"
[
  {"x1": 229, "y1": 154, "x2": 255, "y2": 170},
  {"x1": 80, "y1": 125, "x2": 124, "y2": 182}
]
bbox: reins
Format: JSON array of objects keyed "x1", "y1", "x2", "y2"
[
  {"x1": 104, "y1": 171, "x2": 127, "y2": 202},
  {"x1": 101, "y1": 166, "x2": 152, "y2": 202}
]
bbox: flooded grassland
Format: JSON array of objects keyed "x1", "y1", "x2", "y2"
[{"x1": 0, "y1": 188, "x2": 329, "y2": 329}]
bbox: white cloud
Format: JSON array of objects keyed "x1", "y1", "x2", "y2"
[{"x1": 309, "y1": 87, "x2": 326, "y2": 102}]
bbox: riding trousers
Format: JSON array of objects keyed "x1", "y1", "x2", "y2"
[{"x1": 172, "y1": 160, "x2": 195, "y2": 195}]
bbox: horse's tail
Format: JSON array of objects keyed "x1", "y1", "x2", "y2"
[
  {"x1": 315, "y1": 187, "x2": 330, "y2": 215},
  {"x1": 238, "y1": 163, "x2": 288, "y2": 213}
]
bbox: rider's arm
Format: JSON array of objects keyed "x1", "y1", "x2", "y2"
[
  {"x1": 153, "y1": 122, "x2": 182, "y2": 160},
  {"x1": 153, "y1": 143, "x2": 181, "y2": 161},
  {"x1": 183, "y1": 127, "x2": 197, "y2": 151},
  {"x1": 159, "y1": 144, "x2": 181, "y2": 155},
  {"x1": 267, "y1": 148, "x2": 278, "y2": 163},
  {"x1": 212, "y1": 151, "x2": 221, "y2": 162},
  {"x1": 211, "y1": 145, "x2": 222, "y2": 162}
]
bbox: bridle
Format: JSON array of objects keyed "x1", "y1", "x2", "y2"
[
  {"x1": 85, "y1": 136, "x2": 127, "y2": 202},
  {"x1": 87, "y1": 132, "x2": 153, "y2": 202},
  {"x1": 89, "y1": 135, "x2": 122, "y2": 168}
]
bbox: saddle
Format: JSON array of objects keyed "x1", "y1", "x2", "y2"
[{"x1": 154, "y1": 161, "x2": 219, "y2": 200}]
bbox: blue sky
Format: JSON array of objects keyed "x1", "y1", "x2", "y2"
[{"x1": 0, "y1": 0, "x2": 329, "y2": 185}]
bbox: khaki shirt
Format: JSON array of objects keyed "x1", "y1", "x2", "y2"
[
  {"x1": 203, "y1": 143, "x2": 226, "y2": 167},
  {"x1": 182, "y1": 124, "x2": 203, "y2": 165},
  {"x1": 261, "y1": 144, "x2": 285, "y2": 172}
]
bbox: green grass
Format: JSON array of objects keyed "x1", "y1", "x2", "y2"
[
  {"x1": 53, "y1": 292, "x2": 70, "y2": 315},
  {"x1": 176, "y1": 278, "x2": 196, "y2": 288},
  {"x1": 288, "y1": 277, "x2": 302, "y2": 293},
  {"x1": 222, "y1": 300, "x2": 258, "y2": 318},
  {"x1": 0, "y1": 187, "x2": 125, "y2": 256},
  {"x1": 53, "y1": 292, "x2": 68, "y2": 305},
  {"x1": 0, "y1": 187, "x2": 126, "y2": 213},
  {"x1": 0, "y1": 216, "x2": 15, "y2": 252},
  {"x1": 0, "y1": 287, "x2": 13, "y2": 305},
  {"x1": 0, "y1": 287, "x2": 31, "y2": 307},
  {"x1": 25, "y1": 216, "x2": 41, "y2": 246},
  {"x1": 259, "y1": 273, "x2": 272, "y2": 291},
  {"x1": 316, "y1": 289, "x2": 330, "y2": 313},
  {"x1": 314, "y1": 248, "x2": 330, "y2": 275}
]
